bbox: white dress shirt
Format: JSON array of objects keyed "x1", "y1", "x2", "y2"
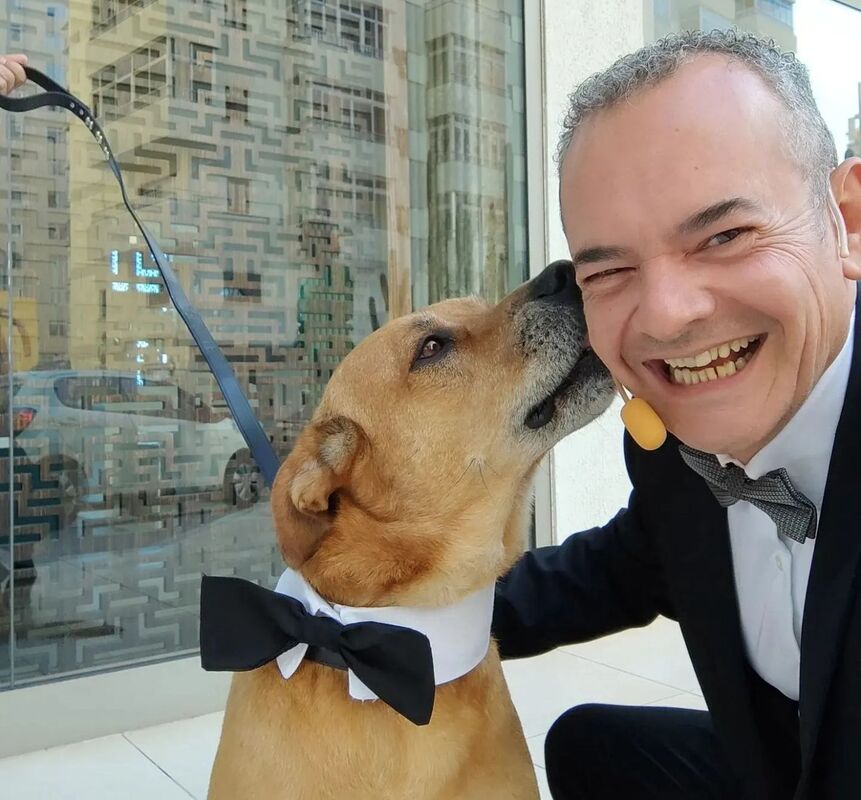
[{"x1": 716, "y1": 313, "x2": 854, "y2": 700}]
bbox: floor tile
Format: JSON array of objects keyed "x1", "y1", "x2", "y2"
[
  {"x1": 646, "y1": 691, "x2": 708, "y2": 711},
  {"x1": 503, "y1": 649, "x2": 680, "y2": 738},
  {"x1": 561, "y1": 617, "x2": 702, "y2": 694},
  {"x1": 527, "y1": 732, "x2": 546, "y2": 769},
  {"x1": 124, "y1": 711, "x2": 224, "y2": 800},
  {"x1": 0, "y1": 733, "x2": 193, "y2": 800},
  {"x1": 1, "y1": 618, "x2": 704, "y2": 799},
  {"x1": 535, "y1": 765, "x2": 552, "y2": 800}
]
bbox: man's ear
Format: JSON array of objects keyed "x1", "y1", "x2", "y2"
[
  {"x1": 271, "y1": 416, "x2": 367, "y2": 568},
  {"x1": 831, "y1": 158, "x2": 861, "y2": 279}
]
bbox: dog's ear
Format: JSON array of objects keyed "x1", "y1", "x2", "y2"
[{"x1": 271, "y1": 416, "x2": 367, "y2": 567}]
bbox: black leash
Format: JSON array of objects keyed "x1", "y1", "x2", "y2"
[{"x1": 0, "y1": 66, "x2": 280, "y2": 487}]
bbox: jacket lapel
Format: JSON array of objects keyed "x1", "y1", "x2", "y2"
[
  {"x1": 799, "y1": 291, "x2": 861, "y2": 770},
  {"x1": 646, "y1": 439, "x2": 771, "y2": 790}
]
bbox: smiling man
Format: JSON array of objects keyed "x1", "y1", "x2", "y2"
[{"x1": 492, "y1": 30, "x2": 861, "y2": 800}]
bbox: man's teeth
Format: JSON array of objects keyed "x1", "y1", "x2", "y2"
[
  {"x1": 672, "y1": 357, "x2": 749, "y2": 385},
  {"x1": 665, "y1": 336, "x2": 759, "y2": 385},
  {"x1": 664, "y1": 337, "x2": 758, "y2": 370}
]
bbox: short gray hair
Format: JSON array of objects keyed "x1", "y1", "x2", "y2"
[{"x1": 556, "y1": 29, "x2": 838, "y2": 205}]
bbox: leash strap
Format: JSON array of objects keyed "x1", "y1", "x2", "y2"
[{"x1": 0, "y1": 66, "x2": 280, "y2": 487}]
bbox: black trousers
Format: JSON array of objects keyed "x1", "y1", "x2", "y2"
[{"x1": 544, "y1": 704, "x2": 740, "y2": 800}]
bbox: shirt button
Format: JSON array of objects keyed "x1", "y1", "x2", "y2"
[{"x1": 775, "y1": 554, "x2": 785, "y2": 572}]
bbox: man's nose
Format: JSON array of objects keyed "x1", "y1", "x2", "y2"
[{"x1": 633, "y1": 257, "x2": 715, "y2": 343}]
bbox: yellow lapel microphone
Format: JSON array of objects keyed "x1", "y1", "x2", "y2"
[{"x1": 613, "y1": 380, "x2": 667, "y2": 451}]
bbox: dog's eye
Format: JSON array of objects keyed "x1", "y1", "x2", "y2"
[
  {"x1": 412, "y1": 335, "x2": 451, "y2": 368},
  {"x1": 419, "y1": 338, "x2": 444, "y2": 359}
]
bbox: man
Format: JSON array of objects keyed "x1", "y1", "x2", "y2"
[{"x1": 492, "y1": 30, "x2": 861, "y2": 800}]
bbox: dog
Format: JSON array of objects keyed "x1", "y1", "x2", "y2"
[{"x1": 206, "y1": 260, "x2": 614, "y2": 799}]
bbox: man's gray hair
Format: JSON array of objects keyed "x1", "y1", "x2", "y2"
[{"x1": 556, "y1": 29, "x2": 838, "y2": 205}]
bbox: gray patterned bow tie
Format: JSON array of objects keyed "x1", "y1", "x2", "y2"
[{"x1": 678, "y1": 445, "x2": 817, "y2": 543}]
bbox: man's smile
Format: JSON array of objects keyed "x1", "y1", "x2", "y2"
[{"x1": 645, "y1": 335, "x2": 766, "y2": 385}]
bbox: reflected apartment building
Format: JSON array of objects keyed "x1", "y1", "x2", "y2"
[
  {"x1": 71, "y1": 0, "x2": 525, "y2": 421},
  {"x1": 1, "y1": 3, "x2": 71, "y2": 375},
  {"x1": 2, "y1": 0, "x2": 526, "y2": 525},
  {"x1": 0, "y1": 0, "x2": 527, "y2": 684},
  {"x1": 649, "y1": 0, "x2": 797, "y2": 48}
]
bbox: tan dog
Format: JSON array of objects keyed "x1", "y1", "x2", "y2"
[{"x1": 207, "y1": 261, "x2": 614, "y2": 800}]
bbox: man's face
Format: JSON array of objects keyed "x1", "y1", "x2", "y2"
[{"x1": 561, "y1": 55, "x2": 858, "y2": 461}]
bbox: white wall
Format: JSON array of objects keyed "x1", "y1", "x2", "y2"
[
  {"x1": 541, "y1": 0, "x2": 645, "y2": 540},
  {"x1": 0, "y1": 657, "x2": 231, "y2": 758}
]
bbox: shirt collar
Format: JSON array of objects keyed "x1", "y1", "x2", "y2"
[
  {"x1": 273, "y1": 566, "x2": 494, "y2": 703},
  {"x1": 716, "y1": 311, "x2": 855, "y2": 510}
]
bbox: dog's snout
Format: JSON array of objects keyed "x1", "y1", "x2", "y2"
[{"x1": 527, "y1": 261, "x2": 579, "y2": 306}]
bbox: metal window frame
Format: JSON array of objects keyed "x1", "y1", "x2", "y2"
[{"x1": 524, "y1": 0, "x2": 556, "y2": 548}]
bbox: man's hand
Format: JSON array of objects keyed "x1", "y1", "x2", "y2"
[{"x1": 0, "y1": 54, "x2": 28, "y2": 96}]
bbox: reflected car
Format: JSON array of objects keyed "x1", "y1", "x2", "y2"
[{"x1": 1, "y1": 369, "x2": 261, "y2": 520}]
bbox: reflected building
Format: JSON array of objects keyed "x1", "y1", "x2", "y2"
[
  {"x1": 0, "y1": 0, "x2": 528, "y2": 685},
  {"x1": 649, "y1": 0, "x2": 796, "y2": 50},
  {"x1": 57, "y1": 0, "x2": 525, "y2": 430},
  {"x1": 1, "y1": 4, "x2": 71, "y2": 373}
]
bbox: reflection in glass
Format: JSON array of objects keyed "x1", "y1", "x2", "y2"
[
  {"x1": 648, "y1": 0, "x2": 796, "y2": 48},
  {"x1": 0, "y1": 0, "x2": 527, "y2": 686}
]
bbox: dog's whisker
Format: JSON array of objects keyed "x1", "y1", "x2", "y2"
[
  {"x1": 476, "y1": 461, "x2": 490, "y2": 493},
  {"x1": 452, "y1": 459, "x2": 476, "y2": 488}
]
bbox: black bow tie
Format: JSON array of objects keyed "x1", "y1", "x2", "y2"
[
  {"x1": 199, "y1": 575, "x2": 436, "y2": 725},
  {"x1": 679, "y1": 445, "x2": 817, "y2": 543}
]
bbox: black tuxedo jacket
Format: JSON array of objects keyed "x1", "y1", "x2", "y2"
[{"x1": 493, "y1": 297, "x2": 861, "y2": 800}]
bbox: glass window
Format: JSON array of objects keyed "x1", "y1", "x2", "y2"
[{"x1": 0, "y1": 0, "x2": 527, "y2": 686}]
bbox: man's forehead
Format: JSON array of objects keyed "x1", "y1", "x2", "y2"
[
  {"x1": 558, "y1": 58, "x2": 795, "y2": 240},
  {"x1": 588, "y1": 54, "x2": 778, "y2": 128},
  {"x1": 562, "y1": 55, "x2": 785, "y2": 175}
]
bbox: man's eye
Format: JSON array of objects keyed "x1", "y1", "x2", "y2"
[
  {"x1": 582, "y1": 267, "x2": 632, "y2": 284},
  {"x1": 704, "y1": 228, "x2": 748, "y2": 248}
]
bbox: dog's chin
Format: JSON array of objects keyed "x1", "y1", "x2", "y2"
[{"x1": 523, "y1": 350, "x2": 615, "y2": 440}]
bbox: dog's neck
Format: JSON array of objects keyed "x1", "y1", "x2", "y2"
[
  {"x1": 296, "y1": 486, "x2": 533, "y2": 608},
  {"x1": 274, "y1": 566, "x2": 496, "y2": 699}
]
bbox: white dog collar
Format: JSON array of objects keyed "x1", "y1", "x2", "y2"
[{"x1": 274, "y1": 567, "x2": 495, "y2": 703}]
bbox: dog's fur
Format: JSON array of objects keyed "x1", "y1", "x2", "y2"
[{"x1": 208, "y1": 263, "x2": 614, "y2": 799}]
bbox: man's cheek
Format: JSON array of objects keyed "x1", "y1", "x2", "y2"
[{"x1": 583, "y1": 310, "x2": 619, "y2": 370}]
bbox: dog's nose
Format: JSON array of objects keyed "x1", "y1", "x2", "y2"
[{"x1": 527, "y1": 260, "x2": 580, "y2": 306}]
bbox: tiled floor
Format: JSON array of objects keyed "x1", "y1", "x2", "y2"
[{"x1": 0, "y1": 617, "x2": 704, "y2": 799}]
